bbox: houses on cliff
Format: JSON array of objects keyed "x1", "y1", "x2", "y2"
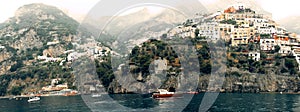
[{"x1": 167, "y1": 4, "x2": 300, "y2": 71}]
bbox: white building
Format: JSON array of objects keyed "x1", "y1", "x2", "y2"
[
  {"x1": 248, "y1": 52, "x2": 260, "y2": 61},
  {"x1": 274, "y1": 35, "x2": 291, "y2": 54},
  {"x1": 64, "y1": 50, "x2": 75, "y2": 54},
  {"x1": 253, "y1": 22, "x2": 270, "y2": 29},
  {"x1": 276, "y1": 26, "x2": 286, "y2": 34},
  {"x1": 257, "y1": 27, "x2": 276, "y2": 34},
  {"x1": 198, "y1": 22, "x2": 220, "y2": 40},
  {"x1": 51, "y1": 79, "x2": 60, "y2": 86},
  {"x1": 37, "y1": 56, "x2": 63, "y2": 62},
  {"x1": 168, "y1": 25, "x2": 196, "y2": 38},
  {"x1": 245, "y1": 18, "x2": 268, "y2": 24},
  {"x1": 218, "y1": 23, "x2": 234, "y2": 40},
  {"x1": 218, "y1": 23, "x2": 234, "y2": 34},
  {"x1": 47, "y1": 39, "x2": 60, "y2": 46},
  {"x1": 279, "y1": 46, "x2": 292, "y2": 54},
  {"x1": 67, "y1": 52, "x2": 78, "y2": 62},
  {"x1": 260, "y1": 38, "x2": 275, "y2": 51}
]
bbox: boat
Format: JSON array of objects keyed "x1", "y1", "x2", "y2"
[
  {"x1": 91, "y1": 94, "x2": 102, "y2": 97},
  {"x1": 186, "y1": 91, "x2": 199, "y2": 94},
  {"x1": 28, "y1": 96, "x2": 40, "y2": 102},
  {"x1": 152, "y1": 89, "x2": 175, "y2": 98}
]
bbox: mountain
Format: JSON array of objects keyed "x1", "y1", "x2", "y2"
[
  {"x1": 278, "y1": 16, "x2": 300, "y2": 34},
  {"x1": 111, "y1": 8, "x2": 187, "y2": 53},
  {"x1": 82, "y1": 1, "x2": 208, "y2": 38},
  {"x1": 93, "y1": 3, "x2": 208, "y2": 54},
  {"x1": 0, "y1": 3, "x2": 90, "y2": 96},
  {"x1": 0, "y1": 3, "x2": 79, "y2": 49},
  {"x1": 82, "y1": 8, "x2": 158, "y2": 36}
]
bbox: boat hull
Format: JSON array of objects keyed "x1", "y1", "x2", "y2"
[{"x1": 152, "y1": 93, "x2": 174, "y2": 98}]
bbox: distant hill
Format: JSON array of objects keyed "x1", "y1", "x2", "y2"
[
  {"x1": 278, "y1": 16, "x2": 300, "y2": 34},
  {"x1": 85, "y1": 3, "x2": 208, "y2": 54}
]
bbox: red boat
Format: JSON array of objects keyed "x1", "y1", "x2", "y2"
[{"x1": 152, "y1": 89, "x2": 175, "y2": 98}]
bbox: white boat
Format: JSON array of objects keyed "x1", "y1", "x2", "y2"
[
  {"x1": 91, "y1": 94, "x2": 102, "y2": 97},
  {"x1": 28, "y1": 96, "x2": 40, "y2": 102}
]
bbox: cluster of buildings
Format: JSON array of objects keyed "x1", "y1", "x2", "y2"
[
  {"x1": 167, "y1": 4, "x2": 300, "y2": 71},
  {"x1": 46, "y1": 38, "x2": 60, "y2": 46},
  {"x1": 40, "y1": 78, "x2": 78, "y2": 96},
  {"x1": 37, "y1": 39, "x2": 114, "y2": 65}
]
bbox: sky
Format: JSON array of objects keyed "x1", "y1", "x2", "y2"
[
  {"x1": 0, "y1": 0, "x2": 300, "y2": 23},
  {"x1": 256, "y1": 0, "x2": 300, "y2": 20},
  {"x1": 0, "y1": 0, "x2": 99, "y2": 23}
]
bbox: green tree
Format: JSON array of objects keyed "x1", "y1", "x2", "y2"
[
  {"x1": 10, "y1": 86, "x2": 23, "y2": 95},
  {"x1": 285, "y1": 58, "x2": 297, "y2": 68},
  {"x1": 249, "y1": 43, "x2": 255, "y2": 51},
  {"x1": 195, "y1": 29, "x2": 200, "y2": 38},
  {"x1": 261, "y1": 52, "x2": 267, "y2": 59},
  {"x1": 10, "y1": 60, "x2": 23, "y2": 72},
  {"x1": 274, "y1": 45, "x2": 280, "y2": 52}
]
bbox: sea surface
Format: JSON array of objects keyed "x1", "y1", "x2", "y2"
[{"x1": 1, "y1": 93, "x2": 300, "y2": 112}]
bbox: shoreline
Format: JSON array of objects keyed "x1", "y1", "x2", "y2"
[
  {"x1": 0, "y1": 94, "x2": 81, "y2": 99},
  {"x1": 2, "y1": 92, "x2": 300, "y2": 99}
]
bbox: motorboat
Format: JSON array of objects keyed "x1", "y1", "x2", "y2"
[
  {"x1": 91, "y1": 94, "x2": 102, "y2": 97},
  {"x1": 152, "y1": 89, "x2": 175, "y2": 98},
  {"x1": 28, "y1": 96, "x2": 40, "y2": 102}
]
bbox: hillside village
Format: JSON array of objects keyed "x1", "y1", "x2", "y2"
[
  {"x1": 71, "y1": 4, "x2": 300, "y2": 93},
  {"x1": 168, "y1": 4, "x2": 300, "y2": 73},
  {"x1": 2, "y1": 3, "x2": 300, "y2": 95}
]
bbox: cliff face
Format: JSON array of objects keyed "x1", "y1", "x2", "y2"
[
  {"x1": 98, "y1": 29, "x2": 300, "y2": 94},
  {"x1": 198, "y1": 71, "x2": 300, "y2": 93},
  {"x1": 0, "y1": 49, "x2": 12, "y2": 75},
  {"x1": 102, "y1": 43, "x2": 300, "y2": 94}
]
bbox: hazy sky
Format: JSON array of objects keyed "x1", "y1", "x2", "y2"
[{"x1": 0, "y1": 0, "x2": 300, "y2": 23}]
